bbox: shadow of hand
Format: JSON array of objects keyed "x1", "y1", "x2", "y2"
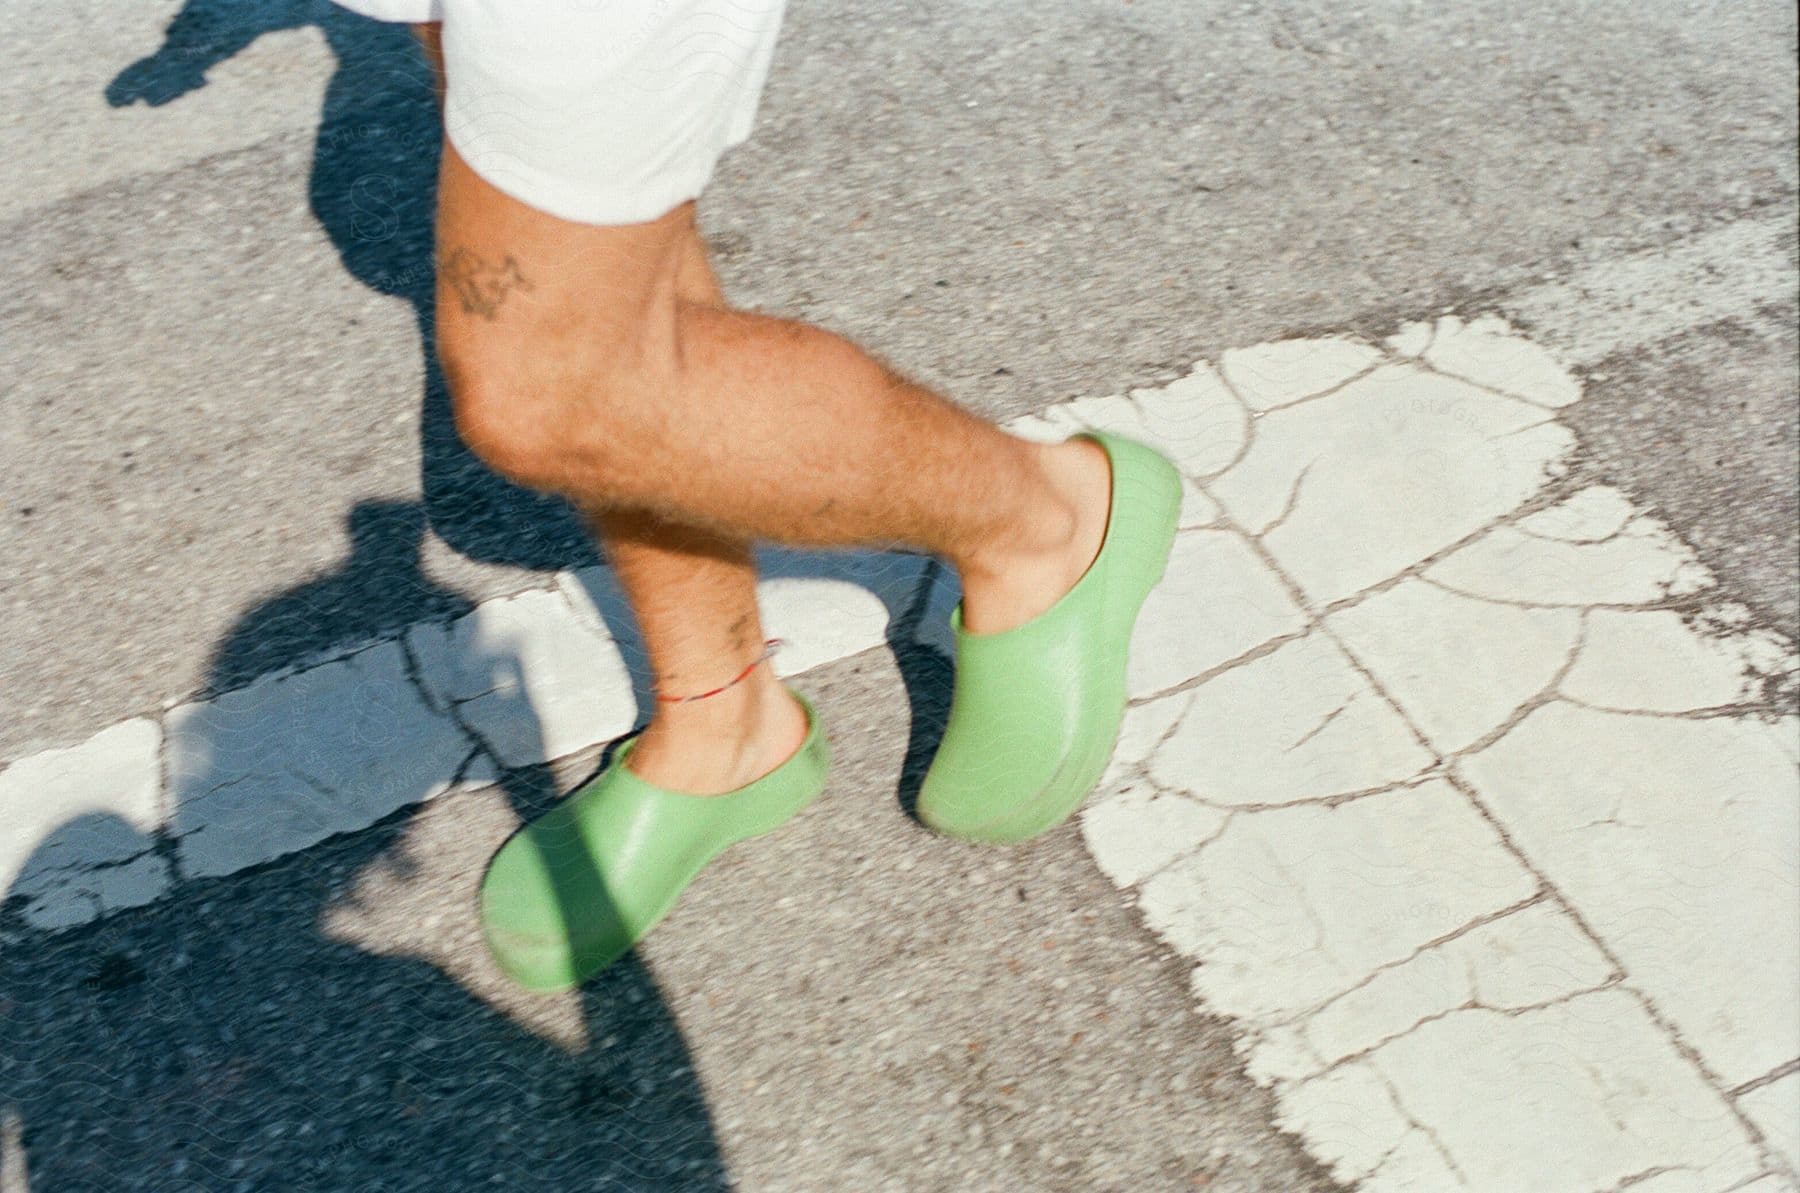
[
  {"x1": 104, "y1": 0, "x2": 307, "y2": 110},
  {"x1": 106, "y1": 53, "x2": 210, "y2": 107}
]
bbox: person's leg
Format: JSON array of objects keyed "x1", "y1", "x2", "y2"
[
  {"x1": 578, "y1": 226, "x2": 810, "y2": 795},
  {"x1": 419, "y1": 0, "x2": 1176, "y2": 989},
  {"x1": 419, "y1": 18, "x2": 805, "y2": 796},
  {"x1": 432, "y1": 140, "x2": 1114, "y2": 664}
]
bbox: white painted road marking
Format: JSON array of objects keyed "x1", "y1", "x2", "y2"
[{"x1": 1071, "y1": 315, "x2": 1797, "y2": 1191}]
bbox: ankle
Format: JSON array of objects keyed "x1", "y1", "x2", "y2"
[
  {"x1": 628, "y1": 676, "x2": 808, "y2": 792},
  {"x1": 958, "y1": 441, "x2": 1084, "y2": 580},
  {"x1": 964, "y1": 448, "x2": 1072, "y2": 579},
  {"x1": 645, "y1": 670, "x2": 789, "y2": 739},
  {"x1": 949, "y1": 436, "x2": 1115, "y2": 635}
]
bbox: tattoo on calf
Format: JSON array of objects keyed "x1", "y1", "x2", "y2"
[{"x1": 438, "y1": 247, "x2": 533, "y2": 319}]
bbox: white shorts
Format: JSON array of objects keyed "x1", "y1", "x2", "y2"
[{"x1": 331, "y1": 0, "x2": 787, "y2": 225}]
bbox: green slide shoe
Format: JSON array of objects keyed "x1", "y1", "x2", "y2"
[
  {"x1": 479, "y1": 687, "x2": 831, "y2": 992},
  {"x1": 917, "y1": 429, "x2": 1182, "y2": 844}
]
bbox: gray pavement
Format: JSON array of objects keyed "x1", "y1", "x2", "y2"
[{"x1": 2, "y1": 0, "x2": 1797, "y2": 1189}]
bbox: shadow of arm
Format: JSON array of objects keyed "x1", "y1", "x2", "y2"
[{"x1": 106, "y1": 0, "x2": 308, "y2": 107}]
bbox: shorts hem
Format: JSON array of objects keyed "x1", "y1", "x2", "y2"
[{"x1": 442, "y1": 111, "x2": 731, "y2": 227}]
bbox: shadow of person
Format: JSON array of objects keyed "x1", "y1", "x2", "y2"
[
  {"x1": 20, "y1": 10, "x2": 974, "y2": 1180},
  {"x1": 0, "y1": 500, "x2": 729, "y2": 1189},
  {"x1": 107, "y1": 0, "x2": 591, "y2": 573},
  {"x1": 203, "y1": 498, "x2": 460, "y2": 696}
]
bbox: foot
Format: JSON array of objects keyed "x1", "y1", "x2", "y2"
[
  {"x1": 479, "y1": 686, "x2": 832, "y2": 990},
  {"x1": 957, "y1": 435, "x2": 1113, "y2": 635},
  {"x1": 622, "y1": 674, "x2": 811, "y2": 795},
  {"x1": 917, "y1": 430, "x2": 1184, "y2": 844}
]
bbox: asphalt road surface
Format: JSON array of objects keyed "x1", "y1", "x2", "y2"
[{"x1": 2, "y1": 1, "x2": 1795, "y2": 1189}]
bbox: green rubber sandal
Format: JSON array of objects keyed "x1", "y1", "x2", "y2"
[
  {"x1": 917, "y1": 429, "x2": 1182, "y2": 844},
  {"x1": 479, "y1": 686, "x2": 830, "y2": 991}
]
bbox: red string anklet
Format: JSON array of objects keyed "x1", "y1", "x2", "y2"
[{"x1": 653, "y1": 638, "x2": 785, "y2": 704}]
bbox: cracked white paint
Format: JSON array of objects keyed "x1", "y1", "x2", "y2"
[
  {"x1": 1562, "y1": 609, "x2": 1791, "y2": 713},
  {"x1": 1126, "y1": 530, "x2": 1308, "y2": 699},
  {"x1": 1147, "y1": 633, "x2": 1433, "y2": 805},
  {"x1": 1221, "y1": 337, "x2": 1385, "y2": 412},
  {"x1": 1210, "y1": 362, "x2": 1575, "y2": 605},
  {"x1": 1384, "y1": 320, "x2": 1435, "y2": 358},
  {"x1": 1174, "y1": 473, "x2": 1223, "y2": 528},
  {"x1": 1365, "y1": 989, "x2": 1764, "y2": 1192},
  {"x1": 1076, "y1": 324, "x2": 1799, "y2": 1191},
  {"x1": 1271, "y1": 1061, "x2": 1431, "y2": 1186},
  {"x1": 1082, "y1": 780, "x2": 1226, "y2": 888},
  {"x1": 1427, "y1": 492, "x2": 1715, "y2": 607},
  {"x1": 1018, "y1": 363, "x2": 1251, "y2": 479},
  {"x1": 166, "y1": 639, "x2": 490, "y2": 880},
  {"x1": 410, "y1": 587, "x2": 635, "y2": 770},
  {"x1": 1459, "y1": 704, "x2": 1799, "y2": 1092},
  {"x1": 0, "y1": 718, "x2": 166, "y2": 929},
  {"x1": 1096, "y1": 691, "x2": 1192, "y2": 794},
  {"x1": 1358, "y1": 1127, "x2": 1468, "y2": 1193},
  {"x1": 1138, "y1": 781, "x2": 1537, "y2": 1020},
  {"x1": 8, "y1": 317, "x2": 1797, "y2": 1193},
  {"x1": 1297, "y1": 901, "x2": 1615, "y2": 1078},
  {"x1": 1329, "y1": 577, "x2": 1580, "y2": 754},
  {"x1": 1515, "y1": 484, "x2": 1637, "y2": 542},
  {"x1": 1420, "y1": 313, "x2": 1584, "y2": 408},
  {"x1": 1129, "y1": 365, "x2": 1252, "y2": 478},
  {"x1": 1739, "y1": 1073, "x2": 1800, "y2": 1175}
]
